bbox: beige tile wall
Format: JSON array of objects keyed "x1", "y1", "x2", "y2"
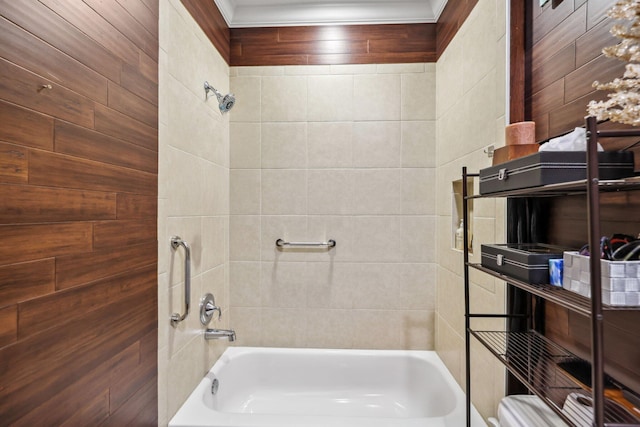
[
  {"x1": 159, "y1": 0, "x2": 508, "y2": 422},
  {"x1": 229, "y1": 63, "x2": 437, "y2": 351},
  {"x1": 435, "y1": 0, "x2": 508, "y2": 420},
  {"x1": 158, "y1": 0, "x2": 231, "y2": 425}
]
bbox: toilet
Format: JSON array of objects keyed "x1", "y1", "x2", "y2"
[{"x1": 489, "y1": 395, "x2": 569, "y2": 427}]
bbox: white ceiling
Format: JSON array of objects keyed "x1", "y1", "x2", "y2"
[{"x1": 214, "y1": 0, "x2": 449, "y2": 28}]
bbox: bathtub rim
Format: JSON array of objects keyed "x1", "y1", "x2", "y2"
[{"x1": 169, "y1": 346, "x2": 487, "y2": 427}]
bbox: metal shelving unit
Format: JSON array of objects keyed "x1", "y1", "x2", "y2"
[{"x1": 462, "y1": 117, "x2": 640, "y2": 427}]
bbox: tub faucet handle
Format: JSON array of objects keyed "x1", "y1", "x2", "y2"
[
  {"x1": 206, "y1": 302, "x2": 222, "y2": 320},
  {"x1": 200, "y1": 293, "x2": 221, "y2": 326}
]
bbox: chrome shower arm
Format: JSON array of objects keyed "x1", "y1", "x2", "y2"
[{"x1": 204, "y1": 81, "x2": 222, "y2": 102}]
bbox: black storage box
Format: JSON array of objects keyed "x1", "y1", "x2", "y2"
[
  {"x1": 479, "y1": 151, "x2": 635, "y2": 194},
  {"x1": 481, "y1": 244, "x2": 567, "y2": 284}
]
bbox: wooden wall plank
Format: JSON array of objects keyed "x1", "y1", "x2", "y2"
[
  {"x1": 121, "y1": 62, "x2": 159, "y2": 106},
  {"x1": 0, "y1": 58, "x2": 95, "y2": 128},
  {"x1": 587, "y1": 0, "x2": 614, "y2": 28},
  {"x1": 0, "y1": 0, "x2": 158, "y2": 423},
  {"x1": 575, "y1": 16, "x2": 617, "y2": 67},
  {"x1": 0, "y1": 259, "x2": 55, "y2": 307},
  {"x1": 0, "y1": 184, "x2": 116, "y2": 223},
  {"x1": 436, "y1": 0, "x2": 477, "y2": 58},
  {"x1": 0, "y1": 223, "x2": 92, "y2": 265},
  {"x1": 548, "y1": 91, "x2": 607, "y2": 137},
  {"x1": 531, "y1": 4, "x2": 587, "y2": 66},
  {"x1": 0, "y1": 305, "x2": 18, "y2": 348},
  {"x1": 12, "y1": 359, "x2": 112, "y2": 426},
  {"x1": 230, "y1": 23, "x2": 437, "y2": 66},
  {"x1": 183, "y1": 0, "x2": 471, "y2": 66},
  {"x1": 180, "y1": 0, "x2": 230, "y2": 63},
  {"x1": 116, "y1": 0, "x2": 159, "y2": 37},
  {"x1": 139, "y1": 0, "x2": 159, "y2": 17},
  {"x1": 0, "y1": 290, "x2": 155, "y2": 389},
  {"x1": 510, "y1": 0, "x2": 526, "y2": 123},
  {"x1": 0, "y1": 288, "x2": 156, "y2": 424},
  {"x1": 56, "y1": 242, "x2": 157, "y2": 290},
  {"x1": 309, "y1": 52, "x2": 437, "y2": 65},
  {"x1": 369, "y1": 38, "x2": 434, "y2": 54},
  {"x1": 94, "y1": 104, "x2": 158, "y2": 151},
  {"x1": 0, "y1": 16, "x2": 108, "y2": 104},
  {"x1": 59, "y1": 390, "x2": 110, "y2": 427},
  {"x1": 0, "y1": 101, "x2": 53, "y2": 150},
  {"x1": 38, "y1": 0, "x2": 141, "y2": 67},
  {"x1": 109, "y1": 330, "x2": 157, "y2": 413},
  {"x1": 54, "y1": 121, "x2": 158, "y2": 173},
  {"x1": 107, "y1": 81, "x2": 158, "y2": 128},
  {"x1": 1, "y1": 0, "x2": 122, "y2": 82},
  {"x1": 102, "y1": 377, "x2": 158, "y2": 427},
  {"x1": 528, "y1": 0, "x2": 640, "y2": 398},
  {"x1": 93, "y1": 219, "x2": 156, "y2": 249},
  {"x1": 531, "y1": 0, "x2": 574, "y2": 45},
  {"x1": 530, "y1": 43, "x2": 575, "y2": 97},
  {"x1": 242, "y1": 39, "x2": 369, "y2": 56},
  {"x1": 83, "y1": 0, "x2": 158, "y2": 61},
  {"x1": 19, "y1": 265, "x2": 156, "y2": 339},
  {"x1": 564, "y1": 54, "x2": 624, "y2": 103},
  {"x1": 138, "y1": 51, "x2": 159, "y2": 84},
  {"x1": 28, "y1": 150, "x2": 157, "y2": 195},
  {"x1": 117, "y1": 193, "x2": 157, "y2": 219},
  {"x1": 530, "y1": 78, "x2": 564, "y2": 119},
  {"x1": 0, "y1": 142, "x2": 28, "y2": 184}
]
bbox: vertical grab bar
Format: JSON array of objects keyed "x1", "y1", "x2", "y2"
[{"x1": 170, "y1": 236, "x2": 191, "y2": 326}]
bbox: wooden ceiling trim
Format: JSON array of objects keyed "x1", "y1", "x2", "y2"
[
  {"x1": 180, "y1": 0, "x2": 231, "y2": 63},
  {"x1": 182, "y1": 1, "x2": 475, "y2": 66},
  {"x1": 435, "y1": 0, "x2": 478, "y2": 59},
  {"x1": 230, "y1": 23, "x2": 437, "y2": 66}
]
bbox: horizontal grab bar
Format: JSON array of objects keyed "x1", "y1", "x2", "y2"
[{"x1": 275, "y1": 238, "x2": 336, "y2": 248}]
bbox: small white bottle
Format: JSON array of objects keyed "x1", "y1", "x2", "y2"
[{"x1": 455, "y1": 219, "x2": 464, "y2": 250}]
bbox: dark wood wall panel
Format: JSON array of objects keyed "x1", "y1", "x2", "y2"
[
  {"x1": 0, "y1": 0, "x2": 158, "y2": 424},
  {"x1": 54, "y1": 121, "x2": 158, "y2": 173},
  {"x1": 0, "y1": 305, "x2": 17, "y2": 347},
  {"x1": 181, "y1": 0, "x2": 230, "y2": 63},
  {"x1": 184, "y1": 0, "x2": 476, "y2": 66},
  {"x1": 28, "y1": 150, "x2": 157, "y2": 194},
  {"x1": 0, "y1": 142, "x2": 28, "y2": 184},
  {"x1": 230, "y1": 24, "x2": 437, "y2": 66},
  {"x1": 95, "y1": 103, "x2": 158, "y2": 150},
  {"x1": 107, "y1": 81, "x2": 158, "y2": 127},
  {"x1": 436, "y1": 0, "x2": 478, "y2": 57},
  {"x1": 0, "y1": 58, "x2": 96, "y2": 128},
  {"x1": 0, "y1": 17, "x2": 109, "y2": 104},
  {"x1": 527, "y1": 0, "x2": 619, "y2": 142},
  {"x1": 93, "y1": 219, "x2": 157, "y2": 249},
  {"x1": 56, "y1": 243, "x2": 157, "y2": 291},
  {"x1": 1, "y1": 223, "x2": 93, "y2": 263},
  {"x1": 1, "y1": 0, "x2": 123, "y2": 82},
  {"x1": 0, "y1": 184, "x2": 116, "y2": 223},
  {"x1": 37, "y1": 0, "x2": 141, "y2": 66},
  {"x1": 527, "y1": 0, "x2": 640, "y2": 396},
  {"x1": 0, "y1": 101, "x2": 53, "y2": 150},
  {"x1": 0, "y1": 259, "x2": 55, "y2": 306}
]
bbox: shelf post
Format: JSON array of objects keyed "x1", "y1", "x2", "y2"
[
  {"x1": 586, "y1": 116, "x2": 605, "y2": 427},
  {"x1": 462, "y1": 166, "x2": 471, "y2": 427}
]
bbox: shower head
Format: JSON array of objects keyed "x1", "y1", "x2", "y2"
[{"x1": 204, "y1": 81, "x2": 235, "y2": 113}]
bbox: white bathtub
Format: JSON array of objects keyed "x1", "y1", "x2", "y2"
[{"x1": 169, "y1": 347, "x2": 486, "y2": 427}]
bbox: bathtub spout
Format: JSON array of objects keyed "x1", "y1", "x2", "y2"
[{"x1": 205, "y1": 328, "x2": 236, "y2": 342}]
